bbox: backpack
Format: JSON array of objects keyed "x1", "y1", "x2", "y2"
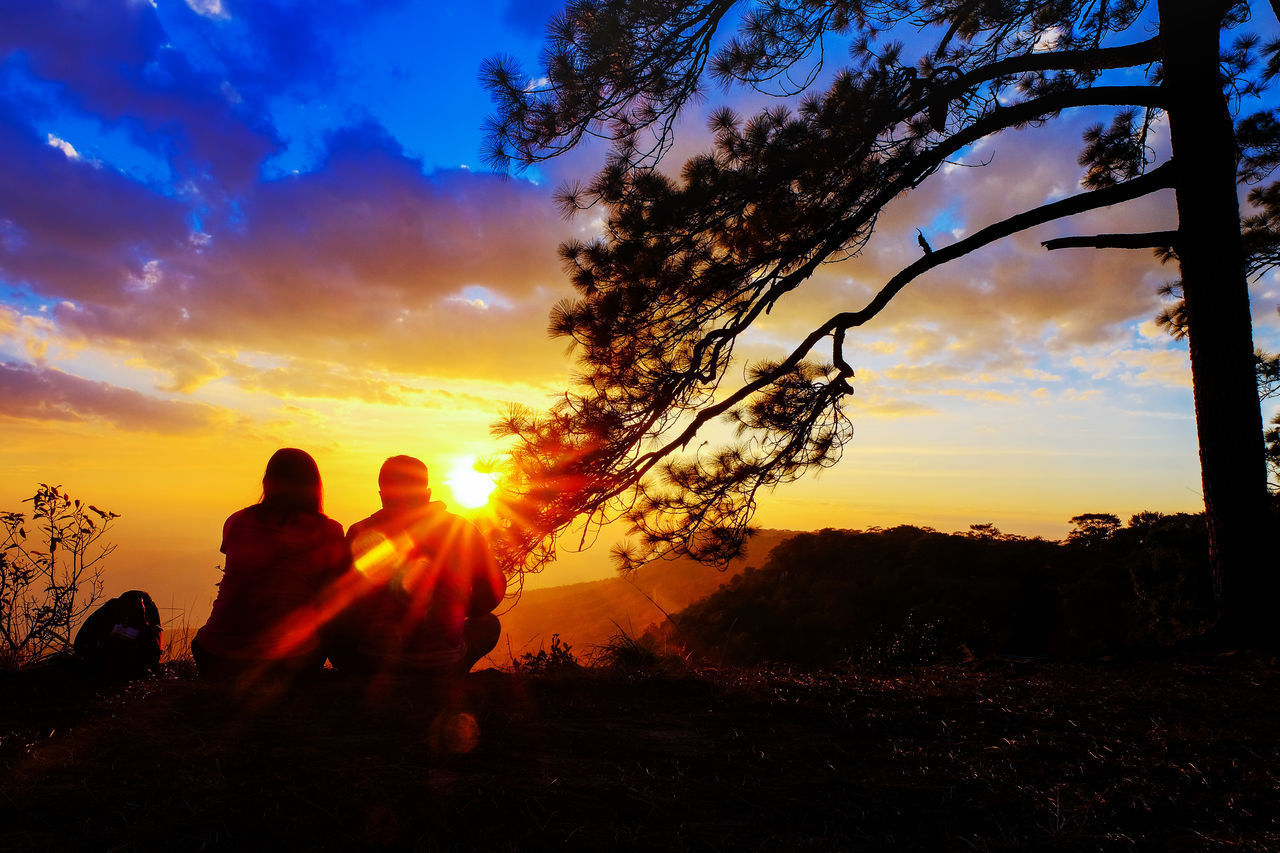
[{"x1": 74, "y1": 590, "x2": 164, "y2": 678}]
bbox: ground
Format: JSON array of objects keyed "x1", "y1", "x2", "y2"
[{"x1": 1, "y1": 655, "x2": 1277, "y2": 851}]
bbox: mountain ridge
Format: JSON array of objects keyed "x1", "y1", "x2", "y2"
[{"x1": 489, "y1": 529, "x2": 797, "y2": 664}]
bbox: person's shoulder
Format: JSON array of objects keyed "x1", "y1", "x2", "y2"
[
  {"x1": 427, "y1": 503, "x2": 491, "y2": 550},
  {"x1": 287, "y1": 511, "x2": 341, "y2": 538},
  {"x1": 425, "y1": 502, "x2": 478, "y2": 532},
  {"x1": 345, "y1": 511, "x2": 382, "y2": 541},
  {"x1": 427, "y1": 501, "x2": 465, "y2": 522},
  {"x1": 220, "y1": 506, "x2": 265, "y2": 553},
  {"x1": 223, "y1": 506, "x2": 259, "y2": 532},
  {"x1": 319, "y1": 514, "x2": 344, "y2": 539}
]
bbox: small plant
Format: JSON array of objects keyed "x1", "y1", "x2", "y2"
[
  {"x1": 160, "y1": 597, "x2": 197, "y2": 672},
  {"x1": 589, "y1": 629, "x2": 688, "y2": 676},
  {"x1": 1, "y1": 484, "x2": 118, "y2": 669},
  {"x1": 512, "y1": 633, "x2": 579, "y2": 674}
]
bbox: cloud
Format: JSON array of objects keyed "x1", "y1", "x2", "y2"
[
  {"x1": 2, "y1": 110, "x2": 579, "y2": 393},
  {"x1": 3, "y1": 6, "x2": 1241, "y2": 431},
  {"x1": 185, "y1": 0, "x2": 229, "y2": 21},
  {"x1": 1, "y1": 0, "x2": 280, "y2": 188},
  {"x1": 723, "y1": 109, "x2": 1200, "y2": 422},
  {"x1": 0, "y1": 361, "x2": 226, "y2": 432},
  {"x1": 0, "y1": 111, "x2": 190, "y2": 303},
  {"x1": 1069, "y1": 347, "x2": 1192, "y2": 388},
  {"x1": 218, "y1": 359, "x2": 414, "y2": 405},
  {"x1": 46, "y1": 133, "x2": 80, "y2": 159},
  {"x1": 861, "y1": 118, "x2": 1176, "y2": 353},
  {"x1": 0, "y1": 305, "x2": 17, "y2": 336},
  {"x1": 851, "y1": 396, "x2": 937, "y2": 419},
  {"x1": 108, "y1": 163, "x2": 564, "y2": 375}
]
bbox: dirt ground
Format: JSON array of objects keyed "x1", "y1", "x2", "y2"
[{"x1": 1, "y1": 655, "x2": 1277, "y2": 851}]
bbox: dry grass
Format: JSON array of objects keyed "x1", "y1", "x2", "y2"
[{"x1": 1, "y1": 654, "x2": 1277, "y2": 851}]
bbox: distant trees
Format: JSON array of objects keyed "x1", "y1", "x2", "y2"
[
  {"x1": 1065, "y1": 513, "x2": 1122, "y2": 546},
  {"x1": 485, "y1": 2, "x2": 1275, "y2": 644},
  {"x1": 1, "y1": 485, "x2": 117, "y2": 668},
  {"x1": 668, "y1": 514, "x2": 1212, "y2": 665}
]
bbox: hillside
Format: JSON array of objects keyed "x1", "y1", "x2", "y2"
[
  {"x1": 489, "y1": 529, "x2": 794, "y2": 663},
  {"x1": 672, "y1": 516, "x2": 1214, "y2": 665}
]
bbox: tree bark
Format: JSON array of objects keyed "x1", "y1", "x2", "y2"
[{"x1": 1159, "y1": 0, "x2": 1272, "y2": 646}]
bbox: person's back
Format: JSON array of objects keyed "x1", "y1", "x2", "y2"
[
  {"x1": 200, "y1": 505, "x2": 346, "y2": 660},
  {"x1": 336, "y1": 456, "x2": 504, "y2": 675},
  {"x1": 194, "y1": 448, "x2": 347, "y2": 681}
]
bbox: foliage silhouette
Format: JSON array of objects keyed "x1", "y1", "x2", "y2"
[
  {"x1": 665, "y1": 514, "x2": 1213, "y2": 666},
  {"x1": 1258, "y1": 350, "x2": 1280, "y2": 495},
  {"x1": 484, "y1": 1, "x2": 1275, "y2": 643},
  {"x1": 511, "y1": 633, "x2": 581, "y2": 673},
  {"x1": 1065, "y1": 513, "x2": 1122, "y2": 546},
  {"x1": 0, "y1": 485, "x2": 118, "y2": 669},
  {"x1": 588, "y1": 628, "x2": 690, "y2": 675}
]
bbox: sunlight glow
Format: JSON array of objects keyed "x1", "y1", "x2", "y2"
[
  {"x1": 445, "y1": 457, "x2": 498, "y2": 509},
  {"x1": 351, "y1": 529, "x2": 398, "y2": 578}
]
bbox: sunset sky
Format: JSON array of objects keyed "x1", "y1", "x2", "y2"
[{"x1": 3, "y1": 1, "x2": 1279, "y2": 622}]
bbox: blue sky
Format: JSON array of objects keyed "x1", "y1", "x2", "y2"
[{"x1": 4, "y1": 1, "x2": 560, "y2": 179}]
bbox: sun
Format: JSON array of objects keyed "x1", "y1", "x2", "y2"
[{"x1": 444, "y1": 457, "x2": 499, "y2": 509}]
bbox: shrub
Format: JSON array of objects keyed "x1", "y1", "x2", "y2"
[
  {"x1": 589, "y1": 629, "x2": 688, "y2": 676},
  {"x1": 512, "y1": 633, "x2": 580, "y2": 673},
  {"x1": 1, "y1": 485, "x2": 117, "y2": 669}
]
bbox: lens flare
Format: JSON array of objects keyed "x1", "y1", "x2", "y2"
[
  {"x1": 428, "y1": 711, "x2": 480, "y2": 753},
  {"x1": 444, "y1": 458, "x2": 498, "y2": 509},
  {"x1": 351, "y1": 529, "x2": 398, "y2": 578}
]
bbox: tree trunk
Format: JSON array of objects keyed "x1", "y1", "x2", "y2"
[{"x1": 1159, "y1": 0, "x2": 1272, "y2": 646}]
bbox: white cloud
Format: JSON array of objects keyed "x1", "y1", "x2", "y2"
[
  {"x1": 184, "y1": 0, "x2": 228, "y2": 20},
  {"x1": 46, "y1": 133, "x2": 80, "y2": 160}
]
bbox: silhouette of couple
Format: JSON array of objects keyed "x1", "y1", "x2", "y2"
[{"x1": 192, "y1": 449, "x2": 505, "y2": 684}]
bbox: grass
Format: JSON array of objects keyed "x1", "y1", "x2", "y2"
[{"x1": 1, "y1": 653, "x2": 1277, "y2": 851}]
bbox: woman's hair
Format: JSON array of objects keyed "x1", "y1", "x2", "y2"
[{"x1": 257, "y1": 448, "x2": 323, "y2": 520}]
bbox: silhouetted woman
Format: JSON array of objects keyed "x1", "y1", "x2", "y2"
[{"x1": 193, "y1": 448, "x2": 347, "y2": 682}]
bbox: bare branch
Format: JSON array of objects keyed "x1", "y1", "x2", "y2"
[
  {"x1": 1041, "y1": 230, "x2": 1180, "y2": 250},
  {"x1": 941, "y1": 37, "x2": 1161, "y2": 102},
  {"x1": 837, "y1": 161, "x2": 1178, "y2": 330}
]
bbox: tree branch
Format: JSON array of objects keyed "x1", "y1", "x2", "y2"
[
  {"x1": 724, "y1": 84, "x2": 1170, "y2": 330},
  {"x1": 942, "y1": 37, "x2": 1161, "y2": 101},
  {"x1": 832, "y1": 85, "x2": 1168, "y2": 256},
  {"x1": 1041, "y1": 230, "x2": 1179, "y2": 250},
  {"x1": 837, "y1": 161, "x2": 1177, "y2": 328},
  {"x1": 619, "y1": 162, "x2": 1178, "y2": 494}
]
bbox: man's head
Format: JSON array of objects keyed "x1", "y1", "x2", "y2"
[{"x1": 378, "y1": 455, "x2": 431, "y2": 510}]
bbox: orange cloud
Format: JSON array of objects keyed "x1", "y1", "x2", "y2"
[{"x1": 0, "y1": 362, "x2": 227, "y2": 432}]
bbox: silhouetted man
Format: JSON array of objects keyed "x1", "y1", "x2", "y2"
[{"x1": 334, "y1": 455, "x2": 505, "y2": 676}]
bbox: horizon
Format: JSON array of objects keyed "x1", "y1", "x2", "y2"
[{"x1": 3, "y1": 2, "x2": 1278, "y2": 626}]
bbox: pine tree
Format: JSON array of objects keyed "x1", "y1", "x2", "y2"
[{"x1": 484, "y1": 1, "x2": 1276, "y2": 644}]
